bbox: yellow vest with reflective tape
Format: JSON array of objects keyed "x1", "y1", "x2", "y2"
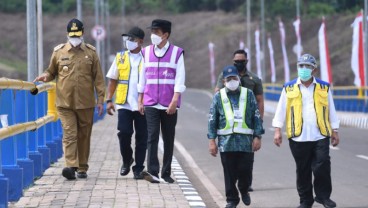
[
  {"x1": 285, "y1": 81, "x2": 332, "y2": 139},
  {"x1": 217, "y1": 87, "x2": 254, "y2": 135},
  {"x1": 115, "y1": 51, "x2": 142, "y2": 104}
]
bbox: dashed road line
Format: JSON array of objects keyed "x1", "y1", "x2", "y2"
[
  {"x1": 159, "y1": 139, "x2": 207, "y2": 207},
  {"x1": 356, "y1": 155, "x2": 368, "y2": 160}
]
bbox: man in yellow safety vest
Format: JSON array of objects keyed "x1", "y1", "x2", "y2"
[{"x1": 105, "y1": 27, "x2": 147, "y2": 179}]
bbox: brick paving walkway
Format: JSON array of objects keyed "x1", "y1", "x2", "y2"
[{"x1": 9, "y1": 115, "x2": 193, "y2": 208}]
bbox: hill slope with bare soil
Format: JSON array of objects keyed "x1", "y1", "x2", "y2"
[{"x1": 0, "y1": 11, "x2": 357, "y2": 88}]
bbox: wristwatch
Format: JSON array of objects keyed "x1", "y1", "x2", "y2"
[{"x1": 106, "y1": 99, "x2": 112, "y2": 103}]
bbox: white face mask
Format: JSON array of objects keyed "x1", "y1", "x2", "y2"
[
  {"x1": 151, "y1": 34, "x2": 162, "y2": 46},
  {"x1": 225, "y1": 80, "x2": 240, "y2": 91},
  {"x1": 68, "y1": 36, "x2": 83, "y2": 47},
  {"x1": 126, "y1": 40, "x2": 138, "y2": 51}
]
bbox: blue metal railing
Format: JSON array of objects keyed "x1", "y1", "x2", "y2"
[
  {"x1": 0, "y1": 78, "x2": 106, "y2": 207},
  {"x1": 264, "y1": 84, "x2": 368, "y2": 113}
]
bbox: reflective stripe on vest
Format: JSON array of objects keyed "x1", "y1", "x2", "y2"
[
  {"x1": 285, "y1": 81, "x2": 331, "y2": 139},
  {"x1": 217, "y1": 87, "x2": 254, "y2": 135},
  {"x1": 115, "y1": 51, "x2": 142, "y2": 104},
  {"x1": 142, "y1": 44, "x2": 183, "y2": 107}
]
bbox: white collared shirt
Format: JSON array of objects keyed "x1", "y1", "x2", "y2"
[
  {"x1": 106, "y1": 51, "x2": 142, "y2": 111},
  {"x1": 272, "y1": 77, "x2": 340, "y2": 142},
  {"x1": 137, "y1": 41, "x2": 186, "y2": 110}
]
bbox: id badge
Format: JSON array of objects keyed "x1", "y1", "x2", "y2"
[{"x1": 233, "y1": 108, "x2": 243, "y2": 122}]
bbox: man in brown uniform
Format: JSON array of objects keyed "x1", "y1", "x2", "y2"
[{"x1": 34, "y1": 18, "x2": 105, "y2": 180}]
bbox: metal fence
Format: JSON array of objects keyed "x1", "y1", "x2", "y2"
[{"x1": 264, "y1": 83, "x2": 368, "y2": 113}]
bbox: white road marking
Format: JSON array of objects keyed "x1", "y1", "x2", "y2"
[
  {"x1": 174, "y1": 138, "x2": 225, "y2": 208},
  {"x1": 158, "y1": 139, "x2": 206, "y2": 207},
  {"x1": 356, "y1": 155, "x2": 368, "y2": 160}
]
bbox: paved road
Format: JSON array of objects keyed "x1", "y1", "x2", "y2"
[{"x1": 174, "y1": 89, "x2": 368, "y2": 208}]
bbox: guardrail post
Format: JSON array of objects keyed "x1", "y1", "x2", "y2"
[
  {"x1": 27, "y1": 92, "x2": 43, "y2": 178},
  {"x1": 36, "y1": 92, "x2": 50, "y2": 172},
  {"x1": 45, "y1": 86, "x2": 58, "y2": 163},
  {"x1": 0, "y1": 123, "x2": 9, "y2": 208},
  {"x1": 0, "y1": 174, "x2": 8, "y2": 208},
  {"x1": 45, "y1": 122, "x2": 57, "y2": 163},
  {"x1": 0, "y1": 89, "x2": 23, "y2": 201},
  {"x1": 14, "y1": 90, "x2": 34, "y2": 188},
  {"x1": 52, "y1": 121, "x2": 62, "y2": 158},
  {"x1": 55, "y1": 120, "x2": 63, "y2": 158}
]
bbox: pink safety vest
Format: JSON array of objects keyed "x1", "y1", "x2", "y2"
[{"x1": 142, "y1": 44, "x2": 184, "y2": 107}]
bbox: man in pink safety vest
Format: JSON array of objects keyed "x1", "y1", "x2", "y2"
[{"x1": 138, "y1": 19, "x2": 186, "y2": 184}]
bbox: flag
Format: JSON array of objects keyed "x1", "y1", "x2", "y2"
[
  {"x1": 267, "y1": 36, "x2": 276, "y2": 83},
  {"x1": 208, "y1": 42, "x2": 216, "y2": 88},
  {"x1": 279, "y1": 20, "x2": 290, "y2": 82},
  {"x1": 239, "y1": 40, "x2": 245, "y2": 50},
  {"x1": 293, "y1": 17, "x2": 302, "y2": 59},
  {"x1": 318, "y1": 17, "x2": 332, "y2": 83},
  {"x1": 255, "y1": 29, "x2": 262, "y2": 79},
  {"x1": 351, "y1": 11, "x2": 366, "y2": 87}
]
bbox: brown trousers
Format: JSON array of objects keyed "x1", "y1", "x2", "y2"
[{"x1": 57, "y1": 107, "x2": 94, "y2": 172}]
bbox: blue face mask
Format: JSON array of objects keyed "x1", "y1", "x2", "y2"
[{"x1": 298, "y1": 67, "x2": 313, "y2": 81}]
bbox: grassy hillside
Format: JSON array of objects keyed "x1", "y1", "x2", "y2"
[{"x1": 0, "y1": 11, "x2": 357, "y2": 88}]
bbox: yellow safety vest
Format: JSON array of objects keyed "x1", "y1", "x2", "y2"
[
  {"x1": 217, "y1": 87, "x2": 254, "y2": 135},
  {"x1": 115, "y1": 51, "x2": 142, "y2": 104},
  {"x1": 285, "y1": 82, "x2": 332, "y2": 139}
]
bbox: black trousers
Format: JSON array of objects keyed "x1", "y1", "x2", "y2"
[
  {"x1": 289, "y1": 138, "x2": 332, "y2": 206},
  {"x1": 145, "y1": 107, "x2": 177, "y2": 178},
  {"x1": 249, "y1": 152, "x2": 254, "y2": 187},
  {"x1": 220, "y1": 152, "x2": 253, "y2": 204},
  {"x1": 117, "y1": 109, "x2": 148, "y2": 173}
]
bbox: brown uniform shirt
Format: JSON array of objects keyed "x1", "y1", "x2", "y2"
[{"x1": 45, "y1": 42, "x2": 105, "y2": 109}]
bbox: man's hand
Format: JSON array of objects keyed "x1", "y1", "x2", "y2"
[
  {"x1": 331, "y1": 131, "x2": 340, "y2": 147},
  {"x1": 107, "y1": 102, "x2": 115, "y2": 116},
  {"x1": 97, "y1": 103, "x2": 104, "y2": 116},
  {"x1": 274, "y1": 128, "x2": 283, "y2": 147},
  {"x1": 166, "y1": 99, "x2": 177, "y2": 115},
  {"x1": 252, "y1": 137, "x2": 261, "y2": 151},
  {"x1": 33, "y1": 73, "x2": 49, "y2": 82},
  {"x1": 209, "y1": 139, "x2": 218, "y2": 157},
  {"x1": 138, "y1": 102, "x2": 144, "y2": 115}
]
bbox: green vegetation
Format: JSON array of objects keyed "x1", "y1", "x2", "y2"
[
  {"x1": 0, "y1": 0, "x2": 364, "y2": 17},
  {"x1": 0, "y1": 58, "x2": 27, "y2": 73}
]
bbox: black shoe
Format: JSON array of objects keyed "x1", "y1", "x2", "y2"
[
  {"x1": 62, "y1": 167, "x2": 76, "y2": 180},
  {"x1": 120, "y1": 158, "x2": 134, "y2": 176},
  {"x1": 297, "y1": 204, "x2": 312, "y2": 208},
  {"x1": 161, "y1": 176, "x2": 175, "y2": 183},
  {"x1": 133, "y1": 172, "x2": 144, "y2": 180},
  {"x1": 225, "y1": 202, "x2": 237, "y2": 208},
  {"x1": 315, "y1": 197, "x2": 336, "y2": 208},
  {"x1": 242, "y1": 193, "x2": 251, "y2": 206},
  {"x1": 77, "y1": 172, "x2": 88, "y2": 179},
  {"x1": 141, "y1": 171, "x2": 160, "y2": 183},
  {"x1": 248, "y1": 186, "x2": 254, "y2": 192}
]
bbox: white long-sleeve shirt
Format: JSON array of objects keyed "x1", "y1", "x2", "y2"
[
  {"x1": 272, "y1": 77, "x2": 340, "y2": 142},
  {"x1": 137, "y1": 41, "x2": 186, "y2": 110}
]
